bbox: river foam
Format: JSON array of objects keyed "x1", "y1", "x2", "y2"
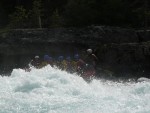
[{"x1": 0, "y1": 65, "x2": 150, "y2": 113}]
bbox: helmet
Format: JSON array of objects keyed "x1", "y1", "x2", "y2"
[
  {"x1": 74, "y1": 54, "x2": 79, "y2": 60},
  {"x1": 49, "y1": 57, "x2": 53, "y2": 60},
  {"x1": 47, "y1": 57, "x2": 53, "y2": 61},
  {"x1": 35, "y1": 55, "x2": 39, "y2": 59},
  {"x1": 87, "y1": 49, "x2": 92, "y2": 54},
  {"x1": 66, "y1": 56, "x2": 71, "y2": 61},
  {"x1": 44, "y1": 55, "x2": 50, "y2": 61},
  {"x1": 58, "y1": 56, "x2": 64, "y2": 61}
]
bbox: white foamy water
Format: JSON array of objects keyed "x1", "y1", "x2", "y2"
[{"x1": 0, "y1": 65, "x2": 150, "y2": 113}]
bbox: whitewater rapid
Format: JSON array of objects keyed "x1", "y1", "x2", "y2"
[{"x1": 0, "y1": 65, "x2": 150, "y2": 113}]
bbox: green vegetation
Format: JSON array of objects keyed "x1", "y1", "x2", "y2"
[
  {"x1": 50, "y1": 9, "x2": 63, "y2": 27},
  {"x1": 0, "y1": 0, "x2": 149, "y2": 29},
  {"x1": 9, "y1": 6, "x2": 29, "y2": 28},
  {"x1": 31, "y1": 0, "x2": 42, "y2": 28}
]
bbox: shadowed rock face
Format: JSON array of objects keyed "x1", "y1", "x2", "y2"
[
  {"x1": 0, "y1": 26, "x2": 150, "y2": 77},
  {"x1": 96, "y1": 42, "x2": 150, "y2": 78}
]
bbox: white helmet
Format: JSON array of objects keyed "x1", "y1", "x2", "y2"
[
  {"x1": 87, "y1": 49, "x2": 92, "y2": 54},
  {"x1": 35, "y1": 56, "x2": 39, "y2": 59}
]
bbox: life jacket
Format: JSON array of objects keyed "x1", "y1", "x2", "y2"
[
  {"x1": 31, "y1": 59, "x2": 41, "y2": 68},
  {"x1": 76, "y1": 59, "x2": 86, "y2": 70},
  {"x1": 71, "y1": 60, "x2": 78, "y2": 72},
  {"x1": 64, "y1": 61, "x2": 72, "y2": 72},
  {"x1": 62, "y1": 60, "x2": 67, "y2": 70},
  {"x1": 40, "y1": 61, "x2": 48, "y2": 68},
  {"x1": 72, "y1": 59, "x2": 85, "y2": 75},
  {"x1": 85, "y1": 54, "x2": 98, "y2": 68},
  {"x1": 81, "y1": 65, "x2": 95, "y2": 82},
  {"x1": 83, "y1": 67, "x2": 95, "y2": 77},
  {"x1": 80, "y1": 56, "x2": 96, "y2": 79}
]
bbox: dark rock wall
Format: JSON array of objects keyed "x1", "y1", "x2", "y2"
[
  {"x1": 96, "y1": 42, "x2": 150, "y2": 78},
  {"x1": 0, "y1": 26, "x2": 150, "y2": 77}
]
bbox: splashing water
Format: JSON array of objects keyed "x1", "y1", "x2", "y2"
[{"x1": 0, "y1": 65, "x2": 150, "y2": 113}]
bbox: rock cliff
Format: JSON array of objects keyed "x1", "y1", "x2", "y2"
[{"x1": 0, "y1": 26, "x2": 150, "y2": 77}]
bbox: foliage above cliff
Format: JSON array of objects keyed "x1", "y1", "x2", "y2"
[{"x1": 0, "y1": 0, "x2": 149, "y2": 28}]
